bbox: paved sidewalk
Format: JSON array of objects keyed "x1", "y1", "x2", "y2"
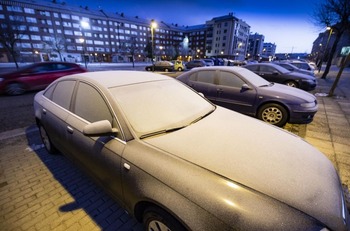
[{"x1": 285, "y1": 65, "x2": 350, "y2": 203}]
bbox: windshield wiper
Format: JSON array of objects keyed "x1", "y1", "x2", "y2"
[
  {"x1": 190, "y1": 107, "x2": 216, "y2": 124},
  {"x1": 140, "y1": 126, "x2": 186, "y2": 139},
  {"x1": 259, "y1": 82, "x2": 274, "y2": 87}
]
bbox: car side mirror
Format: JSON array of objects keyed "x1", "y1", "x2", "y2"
[
  {"x1": 198, "y1": 92, "x2": 205, "y2": 97},
  {"x1": 83, "y1": 120, "x2": 118, "y2": 136},
  {"x1": 241, "y1": 84, "x2": 252, "y2": 91}
]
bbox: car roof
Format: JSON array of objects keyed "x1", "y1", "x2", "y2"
[
  {"x1": 61, "y1": 71, "x2": 172, "y2": 88},
  {"x1": 187, "y1": 66, "x2": 251, "y2": 74}
]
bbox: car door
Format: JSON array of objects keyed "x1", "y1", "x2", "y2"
[
  {"x1": 64, "y1": 81, "x2": 125, "y2": 201},
  {"x1": 215, "y1": 71, "x2": 257, "y2": 115},
  {"x1": 186, "y1": 70, "x2": 217, "y2": 103},
  {"x1": 258, "y1": 65, "x2": 281, "y2": 83},
  {"x1": 40, "y1": 80, "x2": 76, "y2": 154}
]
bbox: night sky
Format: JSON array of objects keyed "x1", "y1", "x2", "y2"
[{"x1": 52, "y1": 0, "x2": 323, "y2": 53}]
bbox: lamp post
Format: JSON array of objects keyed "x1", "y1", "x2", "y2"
[
  {"x1": 80, "y1": 21, "x2": 90, "y2": 68},
  {"x1": 324, "y1": 26, "x2": 333, "y2": 63},
  {"x1": 150, "y1": 19, "x2": 157, "y2": 71}
]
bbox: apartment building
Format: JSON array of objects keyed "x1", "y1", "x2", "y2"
[
  {"x1": 0, "y1": 0, "x2": 251, "y2": 63},
  {"x1": 205, "y1": 13, "x2": 250, "y2": 60},
  {"x1": 247, "y1": 33, "x2": 264, "y2": 60},
  {"x1": 262, "y1": 42, "x2": 276, "y2": 58}
]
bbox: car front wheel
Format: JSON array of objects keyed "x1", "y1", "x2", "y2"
[
  {"x1": 177, "y1": 67, "x2": 183, "y2": 71},
  {"x1": 257, "y1": 103, "x2": 288, "y2": 127},
  {"x1": 285, "y1": 80, "x2": 298, "y2": 88},
  {"x1": 143, "y1": 206, "x2": 186, "y2": 231}
]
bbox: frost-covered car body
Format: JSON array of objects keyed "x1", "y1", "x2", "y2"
[
  {"x1": 177, "y1": 66, "x2": 318, "y2": 127},
  {"x1": 276, "y1": 62, "x2": 315, "y2": 76},
  {"x1": 34, "y1": 71, "x2": 350, "y2": 231},
  {"x1": 244, "y1": 63, "x2": 317, "y2": 91}
]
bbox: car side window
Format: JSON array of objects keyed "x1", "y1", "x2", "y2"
[
  {"x1": 196, "y1": 71, "x2": 215, "y2": 84},
  {"x1": 260, "y1": 66, "x2": 275, "y2": 73},
  {"x1": 73, "y1": 82, "x2": 113, "y2": 124},
  {"x1": 219, "y1": 71, "x2": 245, "y2": 88},
  {"x1": 51, "y1": 80, "x2": 76, "y2": 110}
]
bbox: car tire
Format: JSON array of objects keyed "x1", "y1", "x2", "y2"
[
  {"x1": 177, "y1": 67, "x2": 183, "y2": 71},
  {"x1": 164, "y1": 68, "x2": 169, "y2": 72},
  {"x1": 285, "y1": 80, "x2": 298, "y2": 88},
  {"x1": 5, "y1": 83, "x2": 26, "y2": 95},
  {"x1": 143, "y1": 206, "x2": 186, "y2": 231},
  {"x1": 257, "y1": 103, "x2": 288, "y2": 127},
  {"x1": 146, "y1": 67, "x2": 152, "y2": 71},
  {"x1": 38, "y1": 123, "x2": 58, "y2": 154}
]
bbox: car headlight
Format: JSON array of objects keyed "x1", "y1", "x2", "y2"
[{"x1": 300, "y1": 102, "x2": 316, "y2": 108}]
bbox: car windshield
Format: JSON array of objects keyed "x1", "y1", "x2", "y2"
[
  {"x1": 110, "y1": 80, "x2": 215, "y2": 138},
  {"x1": 236, "y1": 68, "x2": 271, "y2": 87}
]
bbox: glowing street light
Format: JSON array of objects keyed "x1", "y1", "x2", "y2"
[
  {"x1": 80, "y1": 21, "x2": 90, "y2": 68},
  {"x1": 150, "y1": 19, "x2": 157, "y2": 71}
]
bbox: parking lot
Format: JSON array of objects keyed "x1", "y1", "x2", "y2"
[{"x1": 0, "y1": 63, "x2": 350, "y2": 230}]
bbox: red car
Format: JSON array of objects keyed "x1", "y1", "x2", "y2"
[{"x1": 0, "y1": 62, "x2": 87, "y2": 95}]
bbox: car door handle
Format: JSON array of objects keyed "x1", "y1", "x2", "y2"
[
  {"x1": 42, "y1": 108, "x2": 47, "y2": 115},
  {"x1": 67, "y1": 126, "x2": 74, "y2": 134},
  {"x1": 123, "y1": 163, "x2": 130, "y2": 170},
  {"x1": 217, "y1": 88, "x2": 223, "y2": 94}
]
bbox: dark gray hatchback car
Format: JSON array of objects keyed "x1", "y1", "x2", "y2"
[
  {"x1": 177, "y1": 66, "x2": 318, "y2": 127},
  {"x1": 244, "y1": 63, "x2": 317, "y2": 91}
]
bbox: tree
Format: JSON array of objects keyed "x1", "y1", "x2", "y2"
[
  {"x1": 42, "y1": 34, "x2": 67, "y2": 61},
  {"x1": 313, "y1": 0, "x2": 350, "y2": 79},
  {"x1": 0, "y1": 17, "x2": 24, "y2": 69}
]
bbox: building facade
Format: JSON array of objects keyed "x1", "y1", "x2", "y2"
[
  {"x1": 262, "y1": 42, "x2": 276, "y2": 59},
  {"x1": 247, "y1": 33, "x2": 265, "y2": 60},
  {"x1": 0, "y1": 0, "x2": 251, "y2": 63},
  {"x1": 205, "y1": 13, "x2": 250, "y2": 60}
]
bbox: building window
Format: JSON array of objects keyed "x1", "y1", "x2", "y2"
[
  {"x1": 7, "y1": 6, "x2": 22, "y2": 12},
  {"x1": 9, "y1": 15, "x2": 24, "y2": 22},
  {"x1": 31, "y1": 35, "x2": 41, "y2": 40},
  {"x1": 72, "y1": 15, "x2": 80, "y2": 20},
  {"x1": 61, "y1": 14, "x2": 70, "y2": 19},
  {"x1": 24, "y1": 8, "x2": 34, "y2": 14},
  {"x1": 26, "y1": 17, "x2": 37, "y2": 23},
  {"x1": 29, "y1": 26, "x2": 39, "y2": 32}
]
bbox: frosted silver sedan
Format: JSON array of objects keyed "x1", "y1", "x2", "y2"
[{"x1": 34, "y1": 71, "x2": 349, "y2": 231}]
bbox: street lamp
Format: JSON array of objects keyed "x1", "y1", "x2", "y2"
[
  {"x1": 150, "y1": 19, "x2": 157, "y2": 71},
  {"x1": 324, "y1": 26, "x2": 333, "y2": 62},
  {"x1": 80, "y1": 21, "x2": 90, "y2": 68}
]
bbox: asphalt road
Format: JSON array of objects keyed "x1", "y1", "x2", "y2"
[{"x1": 0, "y1": 63, "x2": 182, "y2": 133}]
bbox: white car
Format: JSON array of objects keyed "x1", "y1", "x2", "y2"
[{"x1": 34, "y1": 71, "x2": 349, "y2": 231}]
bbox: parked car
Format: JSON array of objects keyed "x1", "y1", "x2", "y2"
[
  {"x1": 145, "y1": 61, "x2": 174, "y2": 72},
  {"x1": 202, "y1": 58, "x2": 215, "y2": 66},
  {"x1": 0, "y1": 62, "x2": 87, "y2": 95},
  {"x1": 171, "y1": 60, "x2": 185, "y2": 71},
  {"x1": 177, "y1": 66, "x2": 318, "y2": 126},
  {"x1": 276, "y1": 62, "x2": 315, "y2": 76},
  {"x1": 244, "y1": 63, "x2": 317, "y2": 91},
  {"x1": 289, "y1": 60, "x2": 315, "y2": 72},
  {"x1": 185, "y1": 60, "x2": 206, "y2": 69},
  {"x1": 34, "y1": 71, "x2": 349, "y2": 231}
]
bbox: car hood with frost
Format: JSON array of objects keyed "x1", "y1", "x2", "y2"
[{"x1": 144, "y1": 106, "x2": 347, "y2": 230}]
